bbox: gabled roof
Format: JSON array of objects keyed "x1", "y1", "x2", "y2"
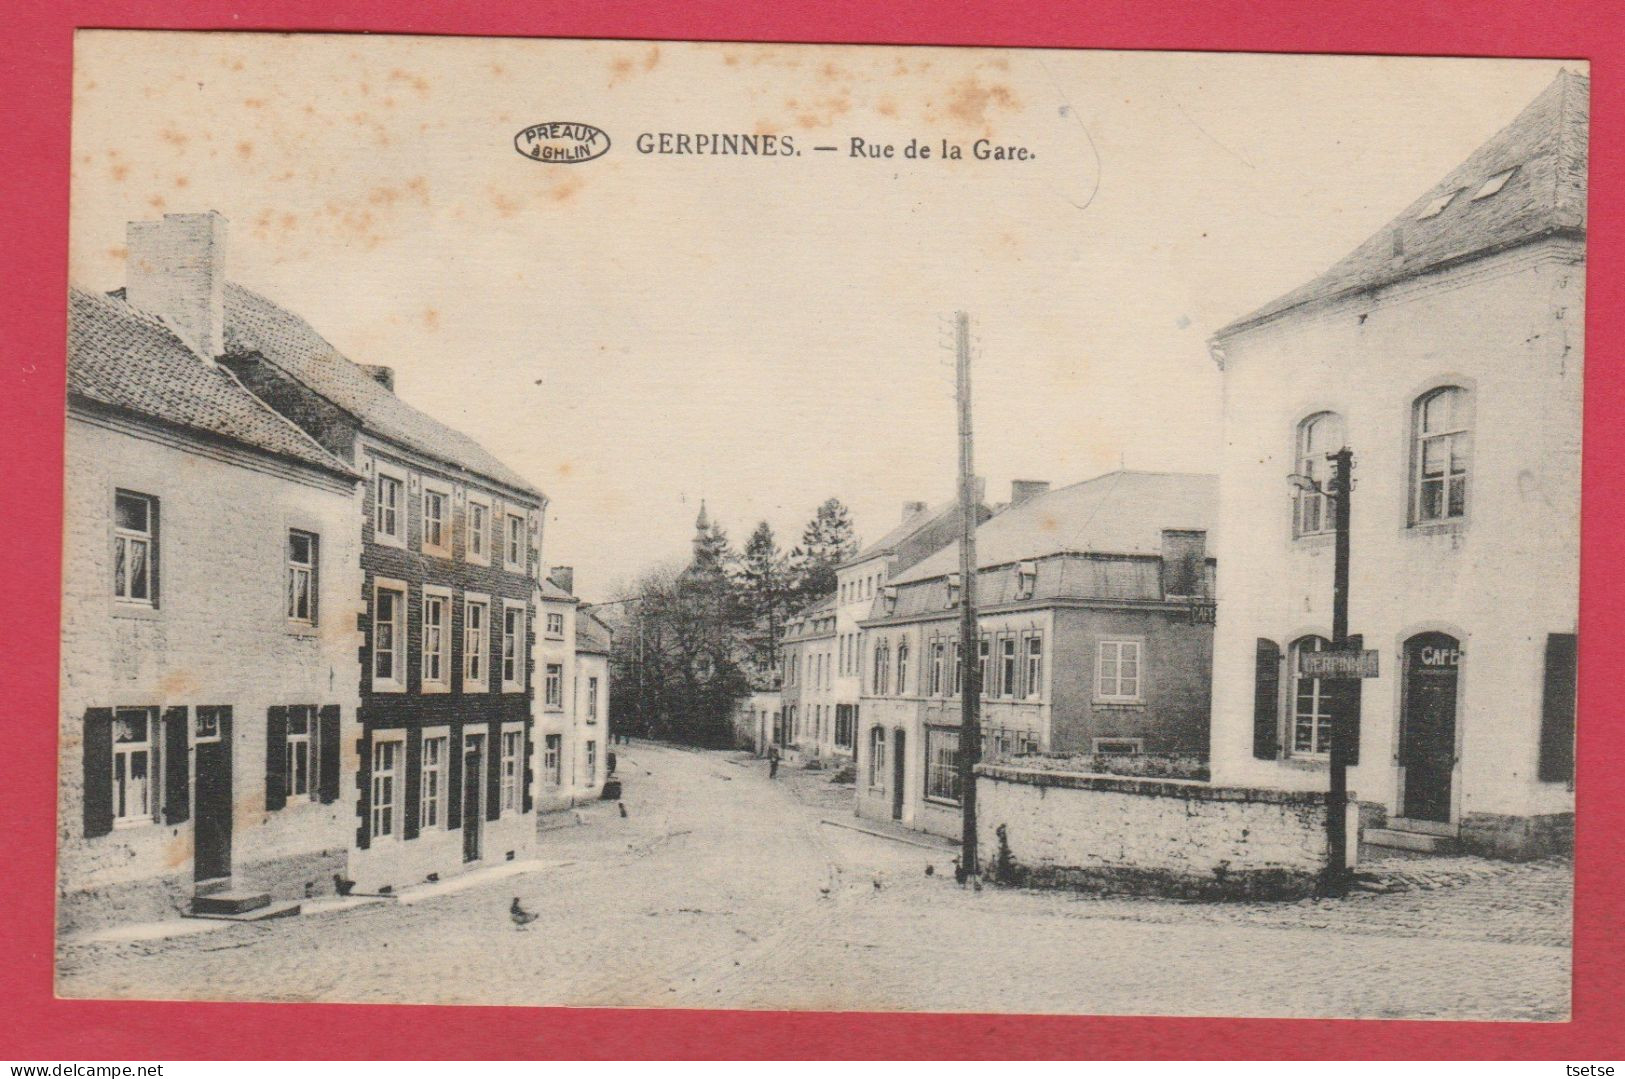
[
  {"x1": 1216, "y1": 70, "x2": 1588, "y2": 339},
  {"x1": 538, "y1": 577, "x2": 578, "y2": 603},
  {"x1": 67, "y1": 287, "x2": 358, "y2": 481},
  {"x1": 892, "y1": 471, "x2": 1218, "y2": 585},
  {"x1": 220, "y1": 282, "x2": 544, "y2": 500},
  {"x1": 844, "y1": 499, "x2": 950, "y2": 566}
]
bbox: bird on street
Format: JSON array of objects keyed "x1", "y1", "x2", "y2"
[{"x1": 510, "y1": 896, "x2": 539, "y2": 930}]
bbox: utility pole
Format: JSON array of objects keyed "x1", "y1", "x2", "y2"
[
  {"x1": 954, "y1": 310, "x2": 982, "y2": 877},
  {"x1": 1326, "y1": 447, "x2": 1354, "y2": 896}
]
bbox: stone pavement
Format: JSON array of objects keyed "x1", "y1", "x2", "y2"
[{"x1": 56, "y1": 742, "x2": 1570, "y2": 1019}]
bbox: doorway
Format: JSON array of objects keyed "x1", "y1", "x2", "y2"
[
  {"x1": 462, "y1": 732, "x2": 485, "y2": 863},
  {"x1": 193, "y1": 708, "x2": 233, "y2": 881},
  {"x1": 891, "y1": 729, "x2": 906, "y2": 820},
  {"x1": 1400, "y1": 632, "x2": 1462, "y2": 824}
]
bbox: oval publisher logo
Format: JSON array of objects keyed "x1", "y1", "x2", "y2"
[{"x1": 514, "y1": 122, "x2": 611, "y2": 164}]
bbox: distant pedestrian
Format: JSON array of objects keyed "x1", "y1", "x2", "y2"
[{"x1": 768, "y1": 744, "x2": 780, "y2": 779}]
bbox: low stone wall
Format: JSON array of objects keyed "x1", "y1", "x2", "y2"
[{"x1": 976, "y1": 763, "x2": 1345, "y2": 900}]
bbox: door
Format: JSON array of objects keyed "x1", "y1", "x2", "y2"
[
  {"x1": 193, "y1": 709, "x2": 232, "y2": 881},
  {"x1": 891, "y1": 729, "x2": 906, "y2": 820},
  {"x1": 462, "y1": 733, "x2": 484, "y2": 863},
  {"x1": 1401, "y1": 632, "x2": 1462, "y2": 823}
]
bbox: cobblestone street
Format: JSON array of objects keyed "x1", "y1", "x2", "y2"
[{"x1": 56, "y1": 743, "x2": 1571, "y2": 1020}]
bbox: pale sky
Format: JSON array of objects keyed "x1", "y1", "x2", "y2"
[{"x1": 69, "y1": 33, "x2": 1576, "y2": 601}]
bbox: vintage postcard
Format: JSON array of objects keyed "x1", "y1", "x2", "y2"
[{"x1": 57, "y1": 31, "x2": 1582, "y2": 1020}]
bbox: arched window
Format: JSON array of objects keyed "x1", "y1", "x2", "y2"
[
  {"x1": 1413, "y1": 386, "x2": 1471, "y2": 523},
  {"x1": 1294, "y1": 412, "x2": 1345, "y2": 537},
  {"x1": 895, "y1": 642, "x2": 910, "y2": 696},
  {"x1": 1290, "y1": 636, "x2": 1333, "y2": 756},
  {"x1": 929, "y1": 641, "x2": 945, "y2": 695}
]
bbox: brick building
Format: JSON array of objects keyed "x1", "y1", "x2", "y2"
[
  {"x1": 1206, "y1": 72, "x2": 1584, "y2": 858},
  {"x1": 111, "y1": 211, "x2": 550, "y2": 891},
  {"x1": 855, "y1": 472, "x2": 1217, "y2": 840},
  {"x1": 60, "y1": 268, "x2": 363, "y2": 932}
]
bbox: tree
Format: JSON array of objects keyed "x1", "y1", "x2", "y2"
[
  {"x1": 788, "y1": 497, "x2": 858, "y2": 608},
  {"x1": 735, "y1": 521, "x2": 791, "y2": 674}
]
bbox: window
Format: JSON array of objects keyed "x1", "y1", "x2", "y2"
[
  {"x1": 503, "y1": 603, "x2": 525, "y2": 690},
  {"x1": 586, "y1": 677, "x2": 599, "y2": 723},
  {"x1": 873, "y1": 640, "x2": 889, "y2": 696},
  {"x1": 467, "y1": 497, "x2": 490, "y2": 563},
  {"x1": 1294, "y1": 412, "x2": 1345, "y2": 537},
  {"x1": 1015, "y1": 561, "x2": 1037, "y2": 599},
  {"x1": 505, "y1": 513, "x2": 526, "y2": 570},
  {"x1": 375, "y1": 470, "x2": 403, "y2": 543},
  {"x1": 421, "y1": 734, "x2": 447, "y2": 829},
  {"x1": 1097, "y1": 640, "x2": 1143, "y2": 703},
  {"x1": 951, "y1": 638, "x2": 963, "y2": 695},
  {"x1": 585, "y1": 740, "x2": 597, "y2": 785},
  {"x1": 545, "y1": 663, "x2": 563, "y2": 708},
  {"x1": 464, "y1": 597, "x2": 488, "y2": 690},
  {"x1": 285, "y1": 705, "x2": 313, "y2": 799},
  {"x1": 370, "y1": 737, "x2": 400, "y2": 838},
  {"x1": 1291, "y1": 636, "x2": 1333, "y2": 756},
  {"x1": 1416, "y1": 188, "x2": 1461, "y2": 220},
  {"x1": 924, "y1": 727, "x2": 961, "y2": 805},
  {"x1": 501, "y1": 729, "x2": 521, "y2": 813},
  {"x1": 894, "y1": 643, "x2": 909, "y2": 696},
  {"x1": 1472, "y1": 167, "x2": 1517, "y2": 201},
  {"x1": 868, "y1": 727, "x2": 886, "y2": 788},
  {"x1": 929, "y1": 642, "x2": 945, "y2": 695},
  {"x1": 373, "y1": 582, "x2": 406, "y2": 690},
  {"x1": 1025, "y1": 635, "x2": 1043, "y2": 700},
  {"x1": 945, "y1": 573, "x2": 961, "y2": 608},
  {"x1": 544, "y1": 734, "x2": 562, "y2": 785},
  {"x1": 422, "y1": 589, "x2": 449, "y2": 689},
  {"x1": 422, "y1": 486, "x2": 449, "y2": 554},
  {"x1": 1000, "y1": 637, "x2": 1018, "y2": 698},
  {"x1": 286, "y1": 530, "x2": 317, "y2": 623},
  {"x1": 546, "y1": 611, "x2": 565, "y2": 637},
  {"x1": 113, "y1": 708, "x2": 153, "y2": 825},
  {"x1": 1413, "y1": 387, "x2": 1471, "y2": 523},
  {"x1": 113, "y1": 491, "x2": 156, "y2": 605},
  {"x1": 977, "y1": 637, "x2": 990, "y2": 698}
]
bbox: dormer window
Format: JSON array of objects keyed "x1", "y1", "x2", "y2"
[
  {"x1": 1472, "y1": 167, "x2": 1517, "y2": 200},
  {"x1": 1015, "y1": 560, "x2": 1037, "y2": 599},
  {"x1": 945, "y1": 573, "x2": 961, "y2": 608},
  {"x1": 1416, "y1": 189, "x2": 1462, "y2": 220},
  {"x1": 882, "y1": 585, "x2": 898, "y2": 615}
]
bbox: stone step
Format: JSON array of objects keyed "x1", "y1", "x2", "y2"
[
  {"x1": 186, "y1": 899, "x2": 302, "y2": 923},
  {"x1": 1364, "y1": 827, "x2": 1458, "y2": 854},
  {"x1": 193, "y1": 876, "x2": 234, "y2": 897},
  {"x1": 190, "y1": 888, "x2": 273, "y2": 916}
]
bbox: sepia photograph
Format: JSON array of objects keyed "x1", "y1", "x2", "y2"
[{"x1": 53, "y1": 31, "x2": 1582, "y2": 1023}]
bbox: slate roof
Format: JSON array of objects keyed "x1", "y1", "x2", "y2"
[
  {"x1": 845, "y1": 499, "x2": 954, "y2": 566},
  {"x1": 67, "y1": 286, "x2": 358, "y2": 480},
  {"x1": 575, "y1": 610, "x2": 613, "y2": 654},
  {"x1": 220, "y1": 282, "x2": 544, "y2": 500},
  {"x1": 1216, "y1": 69, "x2": 1588, "y2": 338},
  {"x1": 538, "y1": 577, "x2": 578, "y2": 603},
  {"x1": 891, "y1": 471, "x2": 1218, "y2": 586}
]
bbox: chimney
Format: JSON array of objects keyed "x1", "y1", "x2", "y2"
[
  {"x1": 1011, "y1": 480, "x2": 1050, "y2": 507},
  {"x1": 902, "y1": 500, "x2": 928, "y2": 522},
  {"x1": 361, "y1": 365, "x2": 395, "y2": 392},
  {"x1": 549, "y1": 566, "x2": 575, "y2": 596},
  {"x1": 125, "y1": 211, "x2": 228, "y2": 362}
]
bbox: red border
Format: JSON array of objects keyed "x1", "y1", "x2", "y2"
[{"x1": 2, "y1": 0, "x2": 1621, "y2": 1061}]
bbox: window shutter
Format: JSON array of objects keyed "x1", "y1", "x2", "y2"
[
  {"x1": 83, "y1": 708, "x2": 115, "y2": 838},
  {"x1": 485, "y1": 720, "x2": 502, "y2": 822},
  {"x1": 318, "y1": 705, "x2": 341, "y2": 803},
  {"x1": 162, "y1": 706, "x2": 190, "y2": 824},
  {"x1": 522, "y1": 724, "x2": 535, "y2": 813},
  {"x1": 1343, "y1": 634, "x2": 1363, "y2": 766},
  {"x1": 1538, "y1": 632, "x2": 1577, "y2": 783},
  {"x1": 403, "y1": 726, "x2": 422, "y2": 840},
  {"x1": 1252, "y1": 639, "x2": 1281, "y2": 759},
  {"x1": 446, "y1": 722, "x2": 463, "y2": 831},
  {"x1": 265, "y1": 705, "x2": 288, "y2": 812},
  {"x1": 355, "y1": 731, "x2": 371, "y2": 849}
]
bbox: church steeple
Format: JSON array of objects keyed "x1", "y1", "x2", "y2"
[{"x1": 695, "y1": 499, "x2": 711, "y2": 533}]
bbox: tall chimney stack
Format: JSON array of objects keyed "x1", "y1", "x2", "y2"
[
  {"x1": 125, "y1": 211, "x2": 228, "y2": 363},
  {"x1": 549, "y1": 566, "x2": 575, "y2": 596}
]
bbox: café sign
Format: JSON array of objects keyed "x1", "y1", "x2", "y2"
[{"x1": 1299, "y1": 648, "x2": 1380, "y2": 680}]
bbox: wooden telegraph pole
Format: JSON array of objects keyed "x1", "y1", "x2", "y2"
[
  {"x1": 954, "y1": 311, "x2": 982, "y2": 877},
  {"x1": 1326, "y1": 447, "x2": 1354, "y2": 896}
]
